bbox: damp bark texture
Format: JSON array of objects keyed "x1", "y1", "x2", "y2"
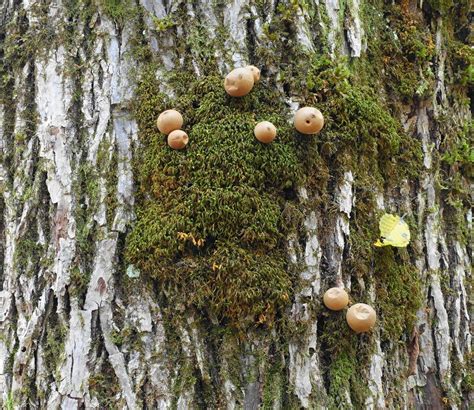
[{"x1": 0, "y1": 0, "x2": 472, "y2": 409}]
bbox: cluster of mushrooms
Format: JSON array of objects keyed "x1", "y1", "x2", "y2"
[
  {"x1": 156, "y1": 65, "x2": 325, "y2": 149},
  {"x1": 156, "y1": 67, "x2": 377, "y2": 334},
  {"x1": 323, "y1": 288, "x2": 376, "y2": 333}
]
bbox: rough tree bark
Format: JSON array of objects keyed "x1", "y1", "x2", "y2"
[{"x1": 0, "y1": 0, "x2": 472, "y2": 409}]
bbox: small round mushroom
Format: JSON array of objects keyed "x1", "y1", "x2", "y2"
[
  {"x1": 157, "y1": 109, "x2": 183, "y2": 135},
  {"x1": 167, "y1": 130, "x2": 189, "y2": 150},
  {"x1": 323, "y1": 287, "x2": 349, "y2": 311},
  {"x1": 346, "y1": 303, "x2": 376, "y2": 333},
  {"x1": 224, "y1": 68, "x2": 255, "y2": 97},
  {"x1": 246, "y1": 65, "x2": 261, "y2": 83},
  {"x1": 294, "y1": 107, "x2": 324, "y2": 135},
  {"x1": 254, "y1": 121, "x2": 277, "y2": 144}
]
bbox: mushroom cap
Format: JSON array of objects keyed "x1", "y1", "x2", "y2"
[
  {"x1": 157, "y1": 109, "x2": 183, "y2": 135},
  {"x1": 323, "y1": 287, "x2": 349, "y2": 311},
  {"x1": 254, "y1": 121, "x2": 277, "y2": 144},
  {"x1": 346, "y1": 303, "x2": 376, "y2": 333},
  {"x1": 294, "y1": 107, "x2": 324, "y2": 135},
  {"x1": 224, "y1": 68, "x2": 255, "y2": 97},
  {"x1": 167, "y1": 130, "x2": 189, "y2": 150},
  {"x1": 246, "y1": 65, "x2": 261, "y2": 82}
]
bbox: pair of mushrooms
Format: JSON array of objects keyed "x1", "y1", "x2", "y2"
[
  {"x1": 253, "y1": 106, "x2": 324, "y2": 145},
  {"x1": 323, "y1": 288, "x2": 376, "y2": 333},
  {"x1": 225, "y1": 66, "x2": 324, "y2": 143},
  {"x1": 156, "y1": 110, "x2": 189, "y2": 149}
]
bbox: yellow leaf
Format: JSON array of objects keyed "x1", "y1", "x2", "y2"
[{"x1": 374, "y1": 214, "x2": 410, "y2": 248}]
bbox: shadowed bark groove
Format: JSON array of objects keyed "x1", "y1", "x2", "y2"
[{"x1": 0, "y1": 0, "x2": 472, "y2": 409}]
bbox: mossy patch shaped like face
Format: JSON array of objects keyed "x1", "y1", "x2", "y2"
[
  {"x1": 128, "y1": 73, "x2": 303, "y2": 327},
  {"x1": 224, "y1": 67, "x2": 255, "y2": 97},
  {"x1": 294, "y1": 106, "x2": 324, "y2": 134}
]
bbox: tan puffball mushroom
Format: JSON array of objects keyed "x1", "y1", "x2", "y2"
[
  {"x1": 346, "y1": 303, "x2": 377, "y2": 333},
  {"x1": 254, "y1": 121, "x2": 277, "y2": 144},
  {"x1": 323, "y1": 287, "x2": 349, "y2": 311},
  {"x1": 224, "y1": 67, "x2": 255, "y2": 97},
  {"x1": 167, "y1": 130, "x2": 189, "y2": 150},
  {"x1": 246, "y1": 65, "x2": 261, "y2": 83},
  {"x1": 157, "y1": 109, "x2": 183, "y2": 135},
  {"x1": 294, "y1": 107, "x2": 324, "y2": 134}
]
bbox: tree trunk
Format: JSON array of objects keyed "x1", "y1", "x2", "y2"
[{"x1": 0, "y1": 0, "x2": 472, "y2": 409}]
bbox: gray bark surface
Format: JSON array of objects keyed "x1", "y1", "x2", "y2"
[{"x1": 0, "y1": 0, "x2": 472, "y2": 409}]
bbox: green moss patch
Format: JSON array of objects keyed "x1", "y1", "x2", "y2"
[
  {"x1": 319, "y1": 312, "x2": 371, "y2": 409},
  {"x1": 127, "y1": 71, "x2": 303, "y2": 327},
  {"x1": 374, "y1": 248, "x2": 423, "y2": 341}
]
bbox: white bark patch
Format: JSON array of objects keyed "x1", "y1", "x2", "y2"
[
  {"x1": 177, "y1": 390, "x2": 194, "y2": 410},
  {"x1": 335, "y1": 172, "x2": 353, "y2": 288},
  {"x1": 36, "y1": 47, "x2": 76, "y2": 306},
  {"x1": 289, "y1": 212, "x2": 325, "y2": 407},
  {"x1": 194, "y1": 1, "x2": 219, "y2": 33},
  {"x1": 424, "y1": 181, "x2": 439, "y2": 271},
  {"x1": 58, "y1": 308, "x2": 92, "y2": 398},
  {"x1": 35, "y1": 49, "x2": 77, "y2": 357},
  {"x1": 186, "y1": 315, "x2": 210, "y2": 387},
  {"x1": 337, "y1": 171, "x2": 354, "y2": 216},
  {"x1": 109, "y1": 25, "x2": 135, "y2": 105},
  {"x1": 84, "y1": 41, "x2": 112, "y2": 164},
  {"x1": 250, "y1": 5, "x2": 263, "y2": 41},
  {"x1": 324, "y1": 0, "x2": 349, "y2": 56},
  {"x1": 303, "y1": 211, "x2": 322, "y2": 294},
  {"x1": 295, "y1": 6, "x2": 315, "y2": 52},
  {"x1": 365, "y1": 340, "x2": 386, "y2": 409},
  {"x1": 112, "y1": 114, "x2": 137, "y2": 232},
  {"x1": 138, "y1": 0, "x2": 177, "y2": 92},
  {"x1": 417, "y1": 106, "x2": 432, "y2": 170},
  {"x1": 224, "y1": 0, "x2": 250, "y2": 66},
  {"x1": 430, "y1": 273, "x2": 451, "y2": 381},
  {"x1": 0, "y1": 106, "x2": 17, "y2": 399},
  {"x1": 100, "y1": 304, "x2": 137, "y2": 409},
  {"x1": 0, "y1": 290, "x2": 13, "y2": 401},
  {"x1": 175, "y1": 325, "x2": 196, "y2": 407},
  {"x1": 413, "y1": 78, "x2": 455, "y2": 396},
  {"x1": 452, "y1": 242, "x2": 471, "y2": 361},
  {"x1": 346, "y1": 0, "x2": 364, "y2": 57},
  {"x1": 433, "y1": 18, "x2": 447, "y2": 115},
  {"x1": 120, "y1": 292, "x2": 171, "y2": 408},
  {"x1": 325, "y1": 0, "x2": 340, "y2": 55},
  {"x1": 32, "y1": 10, "x2": 141, "y2": 406},
  {"x1": 422, "y1": 171, "x2": 452, "y2": 385},
  {"x1": 139, "y1": 0, "x2": 166, "y2": 19},
  {"x1": 289, "y1": 321, "x2": 324, "y2": 408}
]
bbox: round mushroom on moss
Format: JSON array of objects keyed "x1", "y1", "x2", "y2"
[
  {"x1": 294, "y1": 106, "x2": 324, "y2": 135},
  {"x1": 346, "y1": 303, "x2": 376, "y2": 333},
  {"x1": 157, "y1": 109, "x2": 183, "y2": 134},
  {"x1": 224, "y1": 67, "x2": 255, "y2": 97},
  {"x1": 167, "y1": 130, "x2": 189, "y2": 150},
  {"x1": 254, "y1": 121, "x2": 277, "y2": 144},
  {"x1": 323, "y1": 287, "x2": 349, "y2": 311}
]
